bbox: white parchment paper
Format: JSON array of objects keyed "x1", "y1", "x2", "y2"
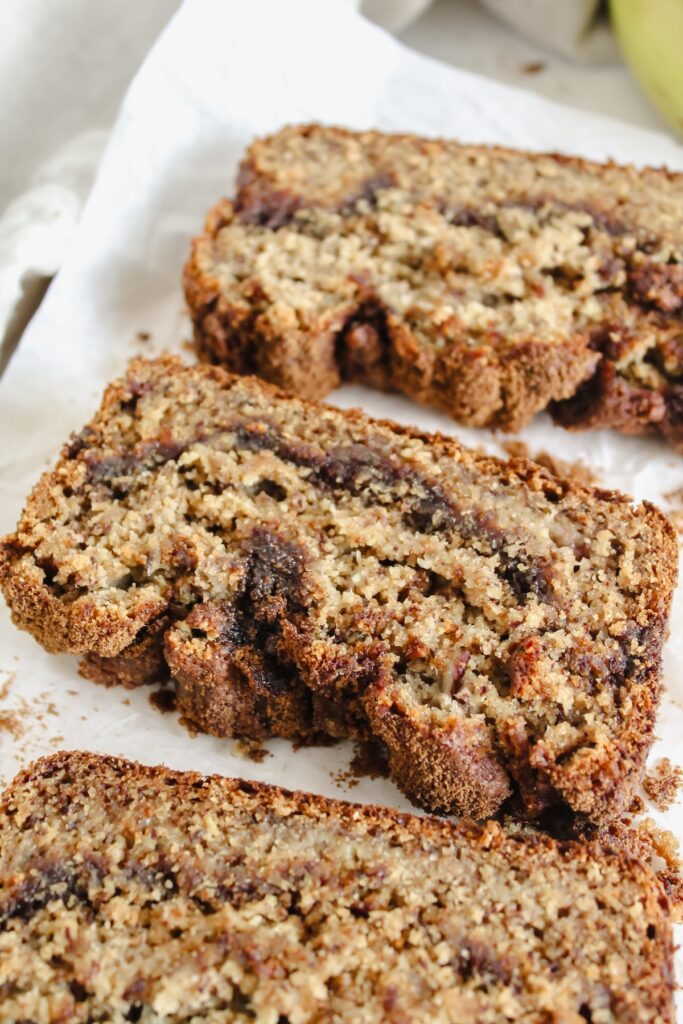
[{"x1": 1, "y1": 0, "x2": 682, "y2": 1002}]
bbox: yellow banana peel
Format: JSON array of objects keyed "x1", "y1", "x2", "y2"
[{"x1": 611, "y1": 0, "x2": 683, "y2": 138}]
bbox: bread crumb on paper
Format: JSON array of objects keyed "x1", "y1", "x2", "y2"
[
  {"x1": 333, "y1": 739, "x2": 390, "y2": 790},
  {"x1": 233, "y1": 738, "x2": 271, "y2": 763},
  {"x1": 643, "y1": 758, "x2": 683, "y2": 812},
  {"x1": 502, "y1": 440, "x2": 597, "y2": 487}
]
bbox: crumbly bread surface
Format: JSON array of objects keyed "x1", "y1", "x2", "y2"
[
  {"x1": 0, "y1": 358, "x2": 676, "y2": 821},
  {"x1": 185, "y1": 124, "x2": 683, "y2": 445},
  {"x1": 0, "y1": 751, "x2": 674, "y2": 1023}
]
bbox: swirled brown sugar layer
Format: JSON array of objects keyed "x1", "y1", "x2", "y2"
[
  {"x1": 0, "y1": 752, "x2": 675, "y2": 1023},
  {"x1": 0, "y1": 357, "x2": 676, "y2": 821}
]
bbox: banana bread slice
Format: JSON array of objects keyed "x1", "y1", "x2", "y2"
[
  {"x1": 185, "y1": 123, "x2": 683, "y2": 447},
  {"x1": 0, "y1": 751, "x2": 674, "y2": 1023},
  {"x1": 0, "y1": 357, "x2": 676, "y2": 821}
]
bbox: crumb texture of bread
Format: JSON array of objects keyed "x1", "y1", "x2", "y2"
[
  {"x1": 0, "y1": 358, "x2": 677, "y2": 822},
  {"x1": 0, "y1": 751, "x2": 675, "y2": 1023},
  {"x1": 185, "y1": 124, "x2": 683, "y2": 447}
]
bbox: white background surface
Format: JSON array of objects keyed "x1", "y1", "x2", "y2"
[
  {"x1": 0, "y1": 0, "x2": 673, "y2": 214},
  {"x1": 401, "y1": 0, "x2": 671, "y2": 132},
  {"x1": 1, "y1": 0, "x2": 682, "y2": 1009}
]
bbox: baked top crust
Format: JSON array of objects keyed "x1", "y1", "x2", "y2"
[{"x1": 186, "y1": 123, "x2": 683, "y2": 445}]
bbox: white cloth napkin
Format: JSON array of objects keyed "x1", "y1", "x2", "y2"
[
  {"x1": 353, "y1": 0, "x2": 611, "y2": 53},
  {"x1": 0, "y1": 130, "x2": 109, "y2": 373},
  {"x1": 353, "y1": 0, "x2": 433, "y2": 32},
  {"x1": 480, "y1": 0, "x2": 616, "y2": 63}
]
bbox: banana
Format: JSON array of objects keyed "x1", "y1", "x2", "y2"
[{"x1": 611, "y1": 0, "x2": 683, "y2": 138}]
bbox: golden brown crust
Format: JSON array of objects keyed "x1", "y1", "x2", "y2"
[
  {"x1": 185, "y1": 124, "x2": 683, "y2": 446},
  {"x1": 364, "y1": 683, "x2": 512, "y2": 817},
  {"x1": 235, "y1": 124, "x2": 683, "y2": 221},
  {"x1": 185, "y1": 220, "x2": 598, "y2": 433},
  {"x1": 0, "y1": 539, "x2": 167, "y2": 658},
  {"x1": 0, "y1": 357, "x2": 677, "y2": 823},
  {"x1": 80, "y1": 612, "x2": 171, "y2": 688},
  {"x1": 164, "y1": 603, "x2": 314, "y2": 740},
  {"x1": 0, "y1": 750, "x2": 675, "y2": 1023}
]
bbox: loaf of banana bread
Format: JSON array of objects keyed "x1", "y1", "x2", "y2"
[
  {"x1": 0, "y1": 358, "x2": 676, "y2": 820},
  {"x1": 185, "y1": 124, "x2": 683, "y2": 447},
  {"x1": 0, "y1": 751, "x2": 674, "y2": 1023}
]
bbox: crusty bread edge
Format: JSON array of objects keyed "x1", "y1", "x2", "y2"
[
  {"x1": 185, "y1": 123, "x2": 681, "y2": 436},
  {"x1": 184, "y1": 200, "x2": 599, "y2": 431},
  {"x1": 0, "y1": 357, "x2": 677, "y2": 825},
  {"x1": 0, "y1": 749, "x2": 675, "y2": 1023}
]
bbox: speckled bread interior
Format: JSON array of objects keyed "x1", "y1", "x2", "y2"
[
  {"x1": 186, "y1": 123, "x2": 683, "y2": 447},
  {"x1": 0, "y1": 751, "x2": 675, "y2": 1023},
  {"x1": 0, "y1": 357, "x2": 676, "y2": 823}
]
